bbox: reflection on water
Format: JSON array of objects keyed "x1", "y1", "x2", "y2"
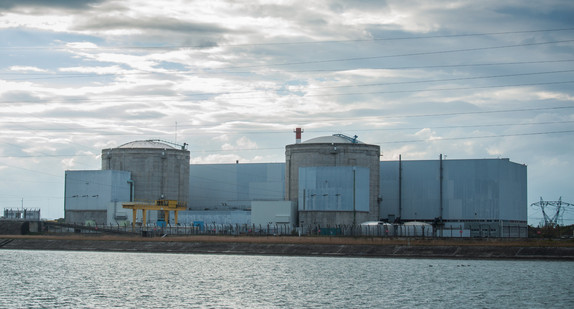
[{"x1": 1, "y1": 250, "x2": 572, "y2": 308}]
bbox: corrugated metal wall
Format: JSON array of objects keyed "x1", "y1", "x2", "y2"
[
  {"x1": 298, "y1": 166, "x2": 369, "y2": 212},
  {"x1": 189, "y1": 163, "x2": 285, "y2": 210},
  {"x1": 380, "y1": 158, "x2": 527, "y2": 223},
  {"x1": 64, "y1": 170, "x2": 131, "y2": 224}
]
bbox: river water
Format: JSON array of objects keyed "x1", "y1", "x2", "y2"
[{"x1": 1, "y1": 250, "x2": 573, "y2": 308}]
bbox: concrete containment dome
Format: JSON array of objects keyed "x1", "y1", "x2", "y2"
[
  {"x1": 101, "y1": 140, "x2": 190, "y2": 210},
  {"x1": 303, "y1": 134, "x2": 365, "y2": 144},
  {"x1": 118, "y1": 140, "x2": 176, "y2": 149},
  {"x1": 285, "y1": 134, "x2": 380, "y2": 226}
]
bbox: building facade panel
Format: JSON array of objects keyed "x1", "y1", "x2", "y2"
[
  {"x1": 189, "y1": 163, "x2": 285, "y2": 210},
  {"x1": 399, "y1": 160, "x2": 441, "y2": 221},
  {"x1": 251, "y1": 201, "x2": 296, "y2": 227},
  {"x1": 298, "y1": 166, "x2": 369, "y2": 212},
  {"x1": 498, "y1": 160, "x2": 528, "y2": 221},
  {"x1": 379, "y1": 158, "x2": 527, "y2": 229},
  {"x1": 380, "y1": 161, "x2": 400, "y2": 222},
  {"x1": 64, "y1": 170, "x2": 131, "y2": 224}
]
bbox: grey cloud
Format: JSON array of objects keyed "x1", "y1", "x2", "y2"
[
  {"x1": 106, "y1": 85, "x2": 181, "y2": 98},
  {"x1": 25, "y1": 101, "x2": 168, "y2": 121},
  {"x1": 74, "y1": 15, "x2": 229, "y2": 35},
  {"x1": 246, "y1": 3, "x2": 327, "y2": 25},
  {"x1": 0, "y1": 0, "x2": 105, "y2": 10},
  {"x1": 396, "y1": 1, "x2": 574, "y2": 35},
  {"x1": 72, "y1": 15, "x2": 231, "y2": 47},
  {"x1": 0, "y1": 91, "x2": 47, "y2": 103},
  {"x1": 495, "y1": 4, "x2": 574, "y2": 27},
  {"x1": 235, "y1": 3, "x2": 351, "y2": 43},
  {"x1": 328, "y1": 0, "x2": 391, "y2": 13}
]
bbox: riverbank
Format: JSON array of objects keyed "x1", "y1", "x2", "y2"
[{"x1": 2, "y1": 235, "x2": 574, "y2": 260}]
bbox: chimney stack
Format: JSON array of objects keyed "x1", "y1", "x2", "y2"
[{"x1": 294, "y1": 128, "x2": 303, "y2": 144}]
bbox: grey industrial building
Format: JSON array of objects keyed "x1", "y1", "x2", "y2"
[
  {"x1": 285, "y1": 134, "x2": 380, "y2": 226},
  {"x1": 380, "y1": 157, "x2": 527, "y2": 236},
  {"x1": 64, "y1": 135, "x2": 527, "y2": 237},
  {"x1": 64, "y1": 169, "x2": 131, "y2": 224},
  {"x1": 66, "y1": 140, "x2": 189, "y2": 225}
]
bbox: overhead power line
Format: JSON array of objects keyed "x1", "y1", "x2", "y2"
[
  {"x1": 2, "y1": 59, "x2": 573, "y2": 80},
  {"x1": 351, "y1": 120, "x2": 574, "y2": 132},
  {"x1": 1, "y1": 78, "x2": 573, "y2": 105},
  {"x1": 310, "y1": 69, "x2": 574, "y2": 91},
  {"x1": 372, "y1": 106, "x2": 574, "y2": 119},
  {"x1": 221, "y1": 39, "x2": 574, "y2": 70},
  {"x1": 2, "y1": 27, "x2": 573, "y2": 50},
  {"x1": 4, "y1": 120, "x2": 573, "y2": 135},
  {"x1": 2, "y1": 129, "x2": 573, "y2": 158},
  {"x1": 379, "y1": 130, "x2": 574, "y2": 144},
  {"x1": 170, "y1": 129, "x2": 574, "y2": 153},
  {"x1": 286, "y1": 59, "x2": 574, "y2": 74},
  {"x1": 301, "y1": 81, "x2": 574, "y2": 98},
  {"x1": 2, "y1": 105, "x2": 573, "y2": 130},
  {"x1": 2, "y1": 39, "x2": 572, "y2": 75}
]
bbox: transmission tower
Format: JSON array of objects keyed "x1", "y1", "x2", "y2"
[{"x1": 530, "y1": 197, "x2": 573, "y2": 227}]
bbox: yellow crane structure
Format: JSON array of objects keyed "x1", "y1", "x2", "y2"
[{"x1": 123, "y1": 200, "x2": 187, "y2": 228}]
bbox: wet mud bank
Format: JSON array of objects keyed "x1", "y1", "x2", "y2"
[{"x1": 2, "y1": 237, "x2": 574, "y2": 260}]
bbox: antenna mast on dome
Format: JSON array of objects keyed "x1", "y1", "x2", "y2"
[
  {"x1": 332, "y1": 133, "x2": 359, "y2": 144},
  {"x1": 148, "y1": 139, "x2": 188, "y2": 150}
]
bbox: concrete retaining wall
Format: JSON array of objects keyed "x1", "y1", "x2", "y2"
[
  {"x1": 2, "y1": 237, "x2": 573, "y2": 260},
  {"x1": 0, "y1": 221, "x2": 41, "y2": 235}
]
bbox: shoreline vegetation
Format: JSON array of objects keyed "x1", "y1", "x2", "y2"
[{"x1": 1, "y1": 234, "x2": 573, "y2": 260}]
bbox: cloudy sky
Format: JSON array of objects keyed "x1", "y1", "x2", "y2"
[{"x1": 1, "y1": 0, "x2": 573, "y2": 224}]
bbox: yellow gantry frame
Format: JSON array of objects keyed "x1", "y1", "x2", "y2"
[{"x1": 123, "y1": 200, "x2": 187, "y2": 228}]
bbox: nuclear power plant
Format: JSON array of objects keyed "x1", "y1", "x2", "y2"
[{"x1": 64, "y1": 130, "x2": 527, "y2": 237}]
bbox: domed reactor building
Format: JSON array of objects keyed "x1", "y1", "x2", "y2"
[
  {"x1": 65, "y1": 139, "x2": 190, "y2": 225},
  {"x1": 285, "y1": 130, "x2": 380, "y2": 226},
  {"x1": 102, "y1": 140, "x2": 190, "y2": 204}
]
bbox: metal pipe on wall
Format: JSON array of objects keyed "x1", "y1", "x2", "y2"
[
  {"x1": 399, "y1": 154, "x2": 402, "y2": 220},
  {"x1": 439, "y1": 154, "x2": 443, "y2": 220}
]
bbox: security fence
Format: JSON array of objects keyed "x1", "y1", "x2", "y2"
[{"x1": 45, "y1": 221, "x2": 528, "y2": 238}]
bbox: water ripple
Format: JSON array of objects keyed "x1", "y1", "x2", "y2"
[{"x1": 1, "y1": 250, "x2": 573, "y2": 308}]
